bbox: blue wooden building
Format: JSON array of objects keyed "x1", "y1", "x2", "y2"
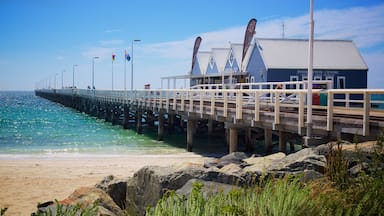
[{"x1": 190, "y1": 38, "x2": 368, "y2": 89}]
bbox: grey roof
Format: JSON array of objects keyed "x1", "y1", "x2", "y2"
[
  {"x1": 256, "y1": 38, "x2": 368, "y2": 70},
  {"x1": 211, "y1": 48, "x2": 230, "y2": 72},
  {"x1": 197, "y1": 51, "x2": 211, "y2": 75}
]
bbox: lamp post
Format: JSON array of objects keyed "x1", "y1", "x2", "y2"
[
  {"x1": 92, "y1": 56, "x2": 99, "y2": 89},
  {"x1": 72, "y1": 64, "x2": 78, "y2": 88},
  {"x1": 54, "y1": 73, "x2": 58, "y2": 89},
  {"x1": 131, "y1": 39, "x2": 141, "y2": 91},
  {"x1": 305, "y1": 0, "x2": 314, "y2": 147},
  {"x1": 61, "y1": 69, "x2": 65, "y2": 89}
]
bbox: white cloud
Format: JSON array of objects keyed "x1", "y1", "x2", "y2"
[
  {"x1": 363, "y1": 51, "x2": 384, "y2": 89},
  {"x1": 56, "y1": 56, "x2": 64, "y2": 61},
  {"x1": 135, "y1": 3, "x2": 384, "y2": 89},
  {"x1": 78, "y1": 4, "x2": 384, "y2": 89},
  {"x1": 104, "y1": 29, "x2": 121, "y2": 33},
  {"x1": 81, "y1": 47, "x2": 113, "y2": 60},
  {"x1": 99, "y1": 39, "x2": 125, "y2": 46},
  {"x1": 143, "y1": 3, "x2": 384, "y2": 60}
]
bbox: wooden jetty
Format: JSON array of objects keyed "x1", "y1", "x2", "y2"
[{"x1": 35, "y1": 82, "x2": 384, "y2": 153}]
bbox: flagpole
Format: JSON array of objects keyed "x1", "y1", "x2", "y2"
[
  {"x1": 305, "y1": 0, "x2": 314, "y2": 147},
  {"x1": 124, "y1": 50, "x2": 127, "y2": 91},
  {"x1": 112, "y1": 56, "x2": 114, "y2": 91}
]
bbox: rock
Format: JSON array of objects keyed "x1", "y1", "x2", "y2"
[
  {"x1": 95, "y1": 175, "x2": 128, "y2": 209},
  {"x1": 242, "y1": 152, "x2": 287, "y2": 175},
  {"x1": 268, "y1": 148, "x2": 326, "y2": 174},
  {"x1": 219, "y1": 163, "x2": 243, "y2": 175},
  {"x1": 125, "y1": 165, "x2": 205, "y2": 215},
  {"x1": 176, "y1": 179, "x2": 240, "y2": 198},
  {"x1": 220, "y1": 152, "x2": 248, "y2": 165},
  {"x1": 348, "y1": 162, "x2": 369, "y2": 177},
  {"x1": 35, "y1": 187, "x2": 124, "y2": 216},
  {"x1": 203, "y1": 158, "x2": 220, "y2": 168},
  {"x1": 244, "y1": 152, "x2": 286, "y2": 165}
]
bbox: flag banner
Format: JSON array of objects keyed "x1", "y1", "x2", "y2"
[
  {"x1": 242, "y1": 18, "x2": 257, "y2": 63},
  {"x1": 191, "y1": 36, "x2": 202, "y2": 73},
  {"x1": 125, "y1": 50, "x2": 131, "y2": 61},
  {"x1": 112, "y1": 53, "x2": 116, "y2": 61}
]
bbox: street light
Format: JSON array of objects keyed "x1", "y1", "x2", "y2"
[
  {"x1": 131, "y1": 39, "x2": 141, "y2": 91},
  {"x1": 305, "y1": 0, "x2": 314, "y2": 147},
  {"x1": 92, "y1": 56, "x2": 99, "y2": 89},
  {"x1": 72, "y1": 64, "x2": 78, "y2": 88},
  {"x1": 54, "y1": 73, "x2": 58, "y2": 89},
  {"x1": 61, "y1": 69, "x2": 65, "y2": 89}
]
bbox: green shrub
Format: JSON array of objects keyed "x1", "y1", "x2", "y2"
[{"x1": 32, "y1": 200, "x2": 98, "y2": 216}]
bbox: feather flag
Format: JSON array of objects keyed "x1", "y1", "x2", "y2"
[{"x1": 125, "y1": 49, "x2": 131, "y2": 61}]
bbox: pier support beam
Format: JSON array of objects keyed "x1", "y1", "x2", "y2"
[
  {"x1": 278, "y1": 130, "x2": 287, "y2": 153},
  {"x1": 168, "y1": 114, "x2": 175, "y2": 134},
  {"x1": 245, "y1": 128, "x2": 253, "y2": 152},
  {"x1": 187, "y1": 119, "x2": 195, "y2": 152},
  {"x1": 207, "y1": 119, "x2": 213, "y2": 136},
  {"x1": 158, "y1": 111, "x2": 164, "y2": 141},
  {"x1": 264, "y1": 128, "x2": 273, "y2": 154},
  {"x1": 111, "y1": 105, "x2": 118, "y2": 125},
  {"x1": 123, "y1": 105, "x2": 129, "y2": 129},
  {"x1": 229, "y1": 127, "x2": 238, "y2": 153},
  {"x1": 136, "y1": 110, "x2": 142, "y2": 134}
]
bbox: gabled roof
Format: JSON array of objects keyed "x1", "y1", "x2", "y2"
[
  {"x1": 211, "y1": 48, "x2": 230, "y2": 73},
  {"x1": 230, "y1": 43, "x2": 243, "y2": 67},
  {"x1": 197, "y1": 51, "x2": 211, "y2": 75},
  {"x1": 256, "y1": 38, "x2": 368, "y2": 70}
]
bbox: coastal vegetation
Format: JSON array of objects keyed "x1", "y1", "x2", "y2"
[
  {"x1": 26, "y1": 131, "x2": 384, "y2": 215},
  {"x1": 147, "y1": 133, "x2": 384, "y2": 216}
]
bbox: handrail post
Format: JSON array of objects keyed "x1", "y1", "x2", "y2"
[
  {"x1": 298, "y1": 92, "x2": 305, "y2": 135},
  {"x1": 363, "y1": 92, "x2": 370, "y2": 136},
  {"x1": 327, "y1": 91, "x2": 334, "y2": 131},
  {"x1": 210, "y1": 90, "x2": 215, "y2": 116},
  {"x1": 223, "y1": 91, "x2": 228, "y2": 117},
  {"x1": 274, "y1": 90, "x2": 280, "y2": 129},
  {"x1": 254, "y1": 91, "x2": 260, "y2": 122},
  {"x1": 236, "y1": 90, "x2": 242, "y2": 120}
]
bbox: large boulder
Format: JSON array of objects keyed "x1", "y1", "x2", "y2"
[
  {"x1": 95, "y1": 175, "x2": 128, "y2": 209},
  {"x1": 35, "y1": 187, "x2": 125, "y2": 216},
  {"x1": 125, "y1": 165, "x2": 206, "y2": 215},
  {"x1": 176, "y1": 179, "x2": 240, "y2": 198},
  {"x1": 268, "y1": 148, "x2": 327, "y2": 174}
]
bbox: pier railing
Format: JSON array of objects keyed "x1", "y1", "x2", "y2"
[{"x1": 37, "y1": 87, "x2": 384, "y2": 137}]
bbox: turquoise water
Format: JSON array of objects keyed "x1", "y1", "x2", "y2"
[{"x1": 0, "y1": 91, "x2": 188, "y2": 155}]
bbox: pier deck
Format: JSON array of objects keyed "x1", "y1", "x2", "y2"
[{"x1": 35, "y1": 87, "x2": 384, "y2": 153}]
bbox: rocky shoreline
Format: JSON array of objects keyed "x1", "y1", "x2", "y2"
[{"x1": 34, "y1": 141, "x2": 379, "y2": 215}]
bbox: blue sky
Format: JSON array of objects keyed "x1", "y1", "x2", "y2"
[{"x1": 0, "y1": 0, "x2": 383, "y2": 90}]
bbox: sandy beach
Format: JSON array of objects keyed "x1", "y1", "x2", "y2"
[{"x1": 0, "y1": 153, "x2": 207, "y2": 215}]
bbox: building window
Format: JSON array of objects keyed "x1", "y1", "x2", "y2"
[
  {"x1": 250, "y1": 76, "x2": 255, "y2": 83},
  {"x1": 326, "y1": 76, "x2": 334, "y2": 88},
  {"x1": 314, "y1": 76, "x2": 322, "y2": 80},
  {"x1": 337, "y1": 76, "x2": 346, "y2": 89},
  {"x1": 301, "y1": 76, "x2": 308, "y2": 81},
  {"x1": 290, "y1": 76, "x2": 298, "y2": 89}
]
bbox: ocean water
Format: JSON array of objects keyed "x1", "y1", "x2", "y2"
[{"x1": 0, "y1": 91, "x2": 189, "y2": 156}]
